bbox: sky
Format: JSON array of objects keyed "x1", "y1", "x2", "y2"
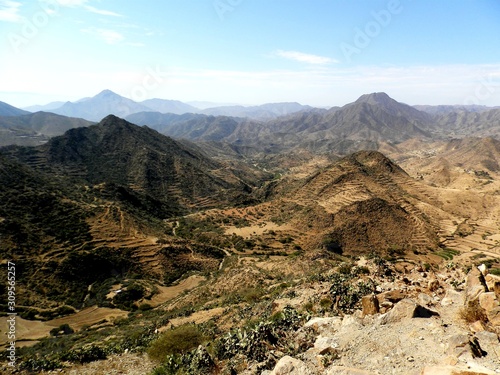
[{"x1": 1, "y1": 0, "x2": 500, "y2": 108}]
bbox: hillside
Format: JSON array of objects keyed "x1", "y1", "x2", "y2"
[
  {"x1": 0, "y1": 115, "x2": 264, "y2": 310},
  {"x1": 0, "y1": 111, "x2": 94, "y2": 137},
  {"x1": 0, "y1": 101, "x2": 30, "y2": 116},
  {"x1": 3, "y1": 144, "x2": 500, "y2": 375},
  {"x1": 268, "y1": 151, "x2": 440, "y2": 255},
  {"x1": 125, "y1": 112, "x2": 243, "y2": 141},
  {"x1": 434, "y1": 109, "x2": 500, "y2": 138},
  {"x1": 6, "y1": 115, "x2": 256, "y2": 209},
  {"x1": 200, "y1": 102, "x2": 313, "y2": 120}
]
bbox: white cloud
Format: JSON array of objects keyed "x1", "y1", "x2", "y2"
[
  {"x1": 82, "y1": 27, "x2": 124, "y2": 44},
  {"x1": 55, "y1": 0, "x2": 122, "y2": 17},
  {"x1": 275, "y1": 50, "x2": 338, "y2": 65},
  {"x1": 83, "y1": 5, "x2": 122, "y2": 17},
  {"x1": 0, "y1": 0, "x2": 23, "y2": 23},
  {"x1": 56, "y1": 0, "x2": 88, "y2": 6}
]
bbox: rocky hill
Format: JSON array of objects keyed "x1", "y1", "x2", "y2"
[
  {"x1": 266, "y1": 151, "x2": 440, "y2": 256},
  {"x1": 0, "y1": 115, "x2": 264, "y2": 312}
]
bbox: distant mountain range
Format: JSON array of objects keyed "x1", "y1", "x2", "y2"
[
  {"x1": 124, "y1": 92, "x2": 438, "y2": 155},
  {"x1": 1, "y1": 90, "x2": 499, "y2": 156},
  {"x1": 19, "y1": 89, "x2": 313, "y2": 121}
]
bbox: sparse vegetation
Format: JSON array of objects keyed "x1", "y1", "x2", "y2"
[
  {"x1": 5, "y1": 109, "x2": 500, "y2": 374},
  {"x1": 436, "y1": 248, "x2": 460, "y2": 261},
  {"x1": 148, "y1": 325, "x2": 206, "y2": 362},
  {"x1": 459, "y1": 300, "x2": 488, "y2": 324}
]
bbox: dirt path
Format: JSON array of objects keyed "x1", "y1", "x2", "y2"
[{"x1": 172, "y1": 220, "x2": 180, "y2": 236}]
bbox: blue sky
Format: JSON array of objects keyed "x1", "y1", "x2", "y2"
[{"x1": 1, "y1": 0, "x2": 500, "y2": 108}]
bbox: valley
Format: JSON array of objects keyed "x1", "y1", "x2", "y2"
[{"x1": 1, "y1": 93, "x2": 500, "y2": 374}]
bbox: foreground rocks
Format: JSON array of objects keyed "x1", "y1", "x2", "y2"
[{"x1": 262, "y1": 265, "x2": 500, "y2": 375}]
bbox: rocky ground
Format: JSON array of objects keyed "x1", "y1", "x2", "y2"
[
  {"x1": 40, "y1": 258, "x2": 499, "y2": 375},
  {"x1": 247, "y1": 262, "x2": 500, "y2": 375}
]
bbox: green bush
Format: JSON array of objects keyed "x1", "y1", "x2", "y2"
[
  {"x1": 113, "y1": 282, "x2": 145, "y2": 310},
  {"x1": 20, "y1": 357, "x2": 62, "y2": 372},
  {"x1": 60, "y1": 344, "x2": 107, "y2": 364},
  {"x1": 329, "y1": 273, "x2": 376, "y2": 313},
  {"x1": 148, "y1": 325, "x2": 205, "y2": 362},
  {"x1": 215, "y1": 307, "x2": 307, "y2": 362},
  {"x1": 50, "y1": 323, "x2": 74, "y2": 336}
]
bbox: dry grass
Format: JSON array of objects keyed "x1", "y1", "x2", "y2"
[{"x1": 458, "y1": 300, "x2": 488, "y2": 324}]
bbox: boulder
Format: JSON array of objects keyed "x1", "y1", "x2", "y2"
[
  {"x1": 446, "y1": 334, "x2": 470, "y2": 357},
  {"x1": 440, "y1": 289, "x2": 463, "y2": 307},
  {"x1": 380, "y1": 298, "x2": 439, "y2": 324},
  {"x1": 469, "y1": 320, "x2": 487, "y2": 333},
  {"x1": 361, "y1": 294, "x2": 379, "y2": 316},
  {"x1": 478, "y1": 263, "x2": 488, "y2": 275},
  {"x1": 484, "y1": 274, "x2": 500, "y2": 299},
  {"x1": 478, "y1": 292, "x2": 499, "y2": 311},
  {"x1": 314, "y1": 336, "x2": 338, "y2": 353},
  {"x1": 376, "y1": 290, "x2": 406, "y2": 304},
  {"x1": 269, "y1": 356, "x2": 316, "y2": 375},
  {"x1": 486, "y1": 306, "x2": 500, "y2": 326},
  {"x1": 304, "y1": 317, "x2": 342, "y2": 334},
  {"x1": 465, "y1": 267, "x2": 488, "y2": 303},
  {"x1": 475, "y1": 331, "x2": 500, "y2": 359},
  {"x1": 418, "y1": 293, "x2": 433, "y2": 306},
  {"x1": 478, "y1": 292, "x2": 500, "y2": 326}
]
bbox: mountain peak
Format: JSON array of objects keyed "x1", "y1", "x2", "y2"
[
  {"x1": 100, "y1": 114, "x2": 122, "y2": 123},
  {"x1": 345, "y1": 150, "x2": 408, "y2": 176},
  {"x1": 94, "y1": 89, "x2": 122, "y2": 99},
  {"x1": 355, "y1": 92, "x2": 394, "y2": 106}
]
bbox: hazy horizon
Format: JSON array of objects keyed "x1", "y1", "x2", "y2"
[{"x1": 1, "y1": 0, "x2": 500, "y2": 108}]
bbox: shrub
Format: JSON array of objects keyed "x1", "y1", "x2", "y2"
[
  {"x1": 147, "y1": 325, "x2": 205, "y2": 362},
  {"x1": 60, "y1": 344, "x2": 107, "y2": 364},
  {"x1": 20, "y1": 357, "x2": 62, "y2": 372},
  {"x1": 113, "y1": 282, "x2": 145, "y2": 310},
  {"x1": 329, "y1": 273, "x2": 376, "y2": 313},
  {"x1": 459, "y1": 300, "x2": 488, "y2": 324},
  {"x1": 214, "y1": 306, "x2": 306, "y2": 363},
  {"x1": 50, "y1": 323, "x2": 74, "y2": 336}
]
